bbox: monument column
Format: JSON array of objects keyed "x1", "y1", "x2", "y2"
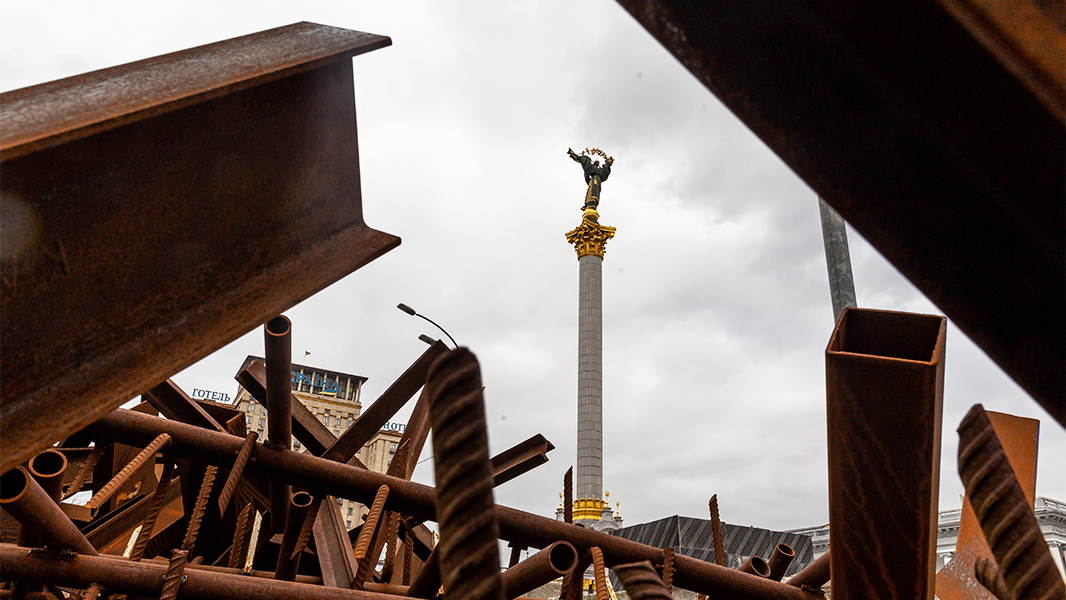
[{"x1": 565, "y1": 147, "x2": 616, "y2": 525}]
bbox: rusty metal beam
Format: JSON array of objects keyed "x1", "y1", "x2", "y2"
[
  {"x1": 321, "y1": 341, "x2": 448, "y2": 464},
  {"x1": 826, "y1": 308, "x2": 946, "y2": 599},
  {"x1": 87, "y1": 408, "x2": 814, "y2": 600},
  {"x1": 143, "y1": 382, "x2": 225, "y2": 433},
  {"x1": 614, "y1": 0, "x2": 1064, "y2": 426},
  {"x1": 0, "y1": 22, "x2": 399, "y2": 473},
  {"x1": 491, "y1": 434, "x2": 555, "y2": 487}
]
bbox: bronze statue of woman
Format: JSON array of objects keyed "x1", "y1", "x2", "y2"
[{"x1": 568, "y1": 148, "x2": 614, "y2": 212}]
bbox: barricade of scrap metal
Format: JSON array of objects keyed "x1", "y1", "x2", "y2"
[{"x1": 0, "y1": 21, "x2": 400, "y2": 474}]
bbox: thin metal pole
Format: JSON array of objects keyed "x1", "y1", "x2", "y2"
[{"x1": 817, "y1": 197, "x2": 857, "y2": 322}]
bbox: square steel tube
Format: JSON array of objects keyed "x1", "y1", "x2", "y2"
[
  {"x1": 0, "y1": 23, "x2": 398, "y2": 473},
  {"x1": 826, "y1": 307, "x2": 946, "y2": 599}
]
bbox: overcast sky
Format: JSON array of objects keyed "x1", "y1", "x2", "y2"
[{"x1": 3, "y1": 1, "x2": 1062, "y2": 533}]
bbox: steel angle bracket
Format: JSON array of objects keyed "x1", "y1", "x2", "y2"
[{"x1": 0, "y1": 22, "x2": 398, "y2": 473}]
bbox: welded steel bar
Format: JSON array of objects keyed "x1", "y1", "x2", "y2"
[
  {"x1": 614, "y1": 561, "x2": 673, "y2": 600},
  {"x1": 265, "y1": 315, "x2": 293, "y2": 533},
  {"x1": 613, "y1": 0, "x2": 1065, "y2": 427},
  {"x1": 87, "y1": 408, "x2": 819, "y2": 600},
  {"x1": 427, "y1": 348, "x2": 505, "y2": 600},
  {"x1": 0, "y1": 468, "x2": 97, "y2": 556},
  {"x1": 291, "y1": 500, "x2": 320, "y2": 560},
  {"x1": 274, "y1": 491, "x2": 313, "y2": 581},
  {"x1": 85, "y1": 434, "x2": 170, "y2": 510},
  {"x1": 228, "y1": 502, "x2": 253, "y2": 569},
  {"x1": 766, "y1": 545, "x2": 794, "y2": 582},
  {"x1": 217, "y1": 432, "x2": 257, "y2": 514},
  {"x1": 401, "y1": 388, "x2": 431, "y2": 480},
  {"x1": 322, "y1": 341, "x2": 449, "y2": 464},
  {"x1": 0, "y1": 23, "x2": 399, "y2": 474},
  {"x1": 592, "y1": 547, "x2": 610, "y2": 600},
  {"x1": 501, "y1": 541, "x2": 577, "y2": 600},
  {"x1": 28, "y1": 451, "x2": 67, "y2": 503},
  {"x1": 402, "y1": 529, "x2": 413, "y2": 585},
  {"x1": 0, "y1": 544, "x2": 404, "y2": 600},
  {"x1": 560, "y1": 550, "x2": 592, "y2": 600},
  {"x1": 314, "y1": 498, "x2": 358, "y2": 588},
  {"x1": 826, "y1": 308, "x2": 946, "y2": 599},
  {"x1": 507, "y1": 543, "x2": 523, "y2": 569},
  {"x1": 709, "y1": 495, "x2": 725, "y2": 566},
  {"x1": 958, "y1": 404, "x2": 1066, "y2": 599},
  {"x1": 490, "y1": 434, "x2": 555, "y2": 487},
  {"x1": 785, "y1": 552, "x2": 829, "y2": 589}
]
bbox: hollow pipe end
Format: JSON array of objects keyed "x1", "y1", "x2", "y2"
[
  {"x1": 265, "y1": 315, "x2": 292, "y2": 337},
  {"x1": 29, "y1": 450, "x2": 68, "y2": 479}
]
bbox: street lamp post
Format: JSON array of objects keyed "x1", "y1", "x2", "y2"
[{"x1": 397, "y1": 303, "x2": 458, "y2": 348}]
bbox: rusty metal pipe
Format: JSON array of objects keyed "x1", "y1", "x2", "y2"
[
  {"x1": 738, "y1": 557, "x2": 770, "y2": 578},
  {"x1": 501, "y1": 541, "x2": 577, "y2": 600},
  {"x1": 28, "y1": 450, "x2": 67, "y2": 503},
  {"x1": 785, "y1": 552, "x2": 829, "y2": 589},
  {"x1": 1, "y1": 468, "x2": 97, "y2": 556},
  {"x1": 0, "y1": 543, "x2": 402, "y2": 600},
  {"x1": 766, "y1": 544, "x2": 794, "y2": 582},
  {"x1": 274, "y1": 491, "x2": 313, "y2": 581},
  {"x1": 265, "y1": 315, "x2": 293, "y2": 533},
  {"x1": 87, "y1": 409, "x2": 817, "y2": 600}
]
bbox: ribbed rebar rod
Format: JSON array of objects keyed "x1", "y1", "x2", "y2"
[
  {"x1": 228, "y1": 502, "x2": 253, "y2": 569},
  {"x1": 89, "y1": 408, "x2": 819, "y2": 600},
  {"x1": 160, "y1": 550, "x2": 187, "y2": 600},
  {"x1": 218, "y1": 432, "x2": 257, "y2": 515},
  {"x1": 64, "y1": 446, "x2": 104, "y2": 500},
  {"x1": 615, "y1": 561, "x2": 673, "y2": 600},
  {"x1": 661, "y1": 547, "x2": 675, "y2": 593},
  {"x1": 592, "y1": 547, "x2": 610, "y2": 600},
  {"x1": 80, "y1": 583, "x2": 104, "y2": 600},
  {"x1": 401, "y1": 529, "x2": 413, "y2": 586},
  {"x1": 0, "y1": 468, "x2": 97, "y2": 556},
  {"x1": 958, "y1": 404, "x2": 1066, "y2": 600},
  {"x1": 275, "y1": 491, "x2": 313, "y2": 581},
  {"x1": 563, "y1": 468, "x2": 573, "y2": 525},
  {"x1": 353, "y1": 484, "x2": 390, "y2": 589},
  {"x1": 291, "y1": 499, "x2": 320, "y2": 560},
  {"x1": 128, "y1": 457, "x2": 174, "y2": 562},
  {"x1": 709, "y1": 495, "x2": 725, "y2": 566},
  {"x1": 85, "y1": 434, "x2": 170, "y2": 510},
  {"x1": 181, "y1": 465, "x2": 217, "y2": 553},
  {"x1": 426, "y1": 348, "x2": 505, "y2": 600},
  {"x1": 975, "y1": 557, "x2": 1012, "y2": 600},
  {"x1": 265, "y1": 315, "x2": 293, "y2": 534},
  {"x1": 380, "y1": 510, "x2": 401, "y2": 582}
]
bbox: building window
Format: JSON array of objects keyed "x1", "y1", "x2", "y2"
[
  {"x1": 390, "y1": 443, "x2": 398, "y2": 453},
  {"x1": 346, "y1": 520, "x2": 351, "y2": 528},
  {"x1": 347, "y1": 420, "x2": 353, "y2": 427},
  {"x1": 294, "y1": 441, "x2": 301, "y2": 449},
  {"x1": 347, "y1": 507, "x2": 353, "y2": 515},
  {"x1": 324, "y1": 409, "x2": 330, "y2": 416},
  {"x1": 259, "y1": 417, "x2": 265, "y2": 426},
  {"x1": 347, "y1": 412, "x2": 354, "y2": 419},
  {"x1": 335, "y1": 417, "x2": 342, "y2": 427},
  {"x1": 322, "y1": 415, "x2": 329, "y2": 425},
  {"x1": 334, "y1": 429, "x2": 340, "y2": 436}
]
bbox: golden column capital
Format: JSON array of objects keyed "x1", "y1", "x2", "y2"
[{"x1": 566, "y1": 215, "x2": 617, "y2": 259}]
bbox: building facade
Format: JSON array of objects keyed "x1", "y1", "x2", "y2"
[
  {"x1": 232, "y1": 356, "x2": 404, "y2": 530},
  {"x1": 790, "y1": 497, "x2": 1066, "y2": 578}
]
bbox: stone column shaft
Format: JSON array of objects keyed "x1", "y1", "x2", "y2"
[{"x1": 576, "y1": 254, "x2": 603, "y2": 501}]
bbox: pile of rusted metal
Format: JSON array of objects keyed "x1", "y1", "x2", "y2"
[{"x1": 2, "y1": 6, "x2": 1064, "y2": 599}]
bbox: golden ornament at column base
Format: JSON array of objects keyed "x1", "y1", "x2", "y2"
[{"x1": 572, "y1": 497, "x2": 608, "y2": 521}]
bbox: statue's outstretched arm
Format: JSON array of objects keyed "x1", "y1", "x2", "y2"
[{"x1": 567, "y1": 148, "x2": 581, "y2": 162}]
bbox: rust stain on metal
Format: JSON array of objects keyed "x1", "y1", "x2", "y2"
[
  {"x1": 426, "y1": 348, "x2": 505, "y2": 600},
  {"x1": 958, "y1": 404, "x2": 1066, "y2": 600},
  {"x1": 708, "y1": 495, "x2": 724, "y2": 566}
]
